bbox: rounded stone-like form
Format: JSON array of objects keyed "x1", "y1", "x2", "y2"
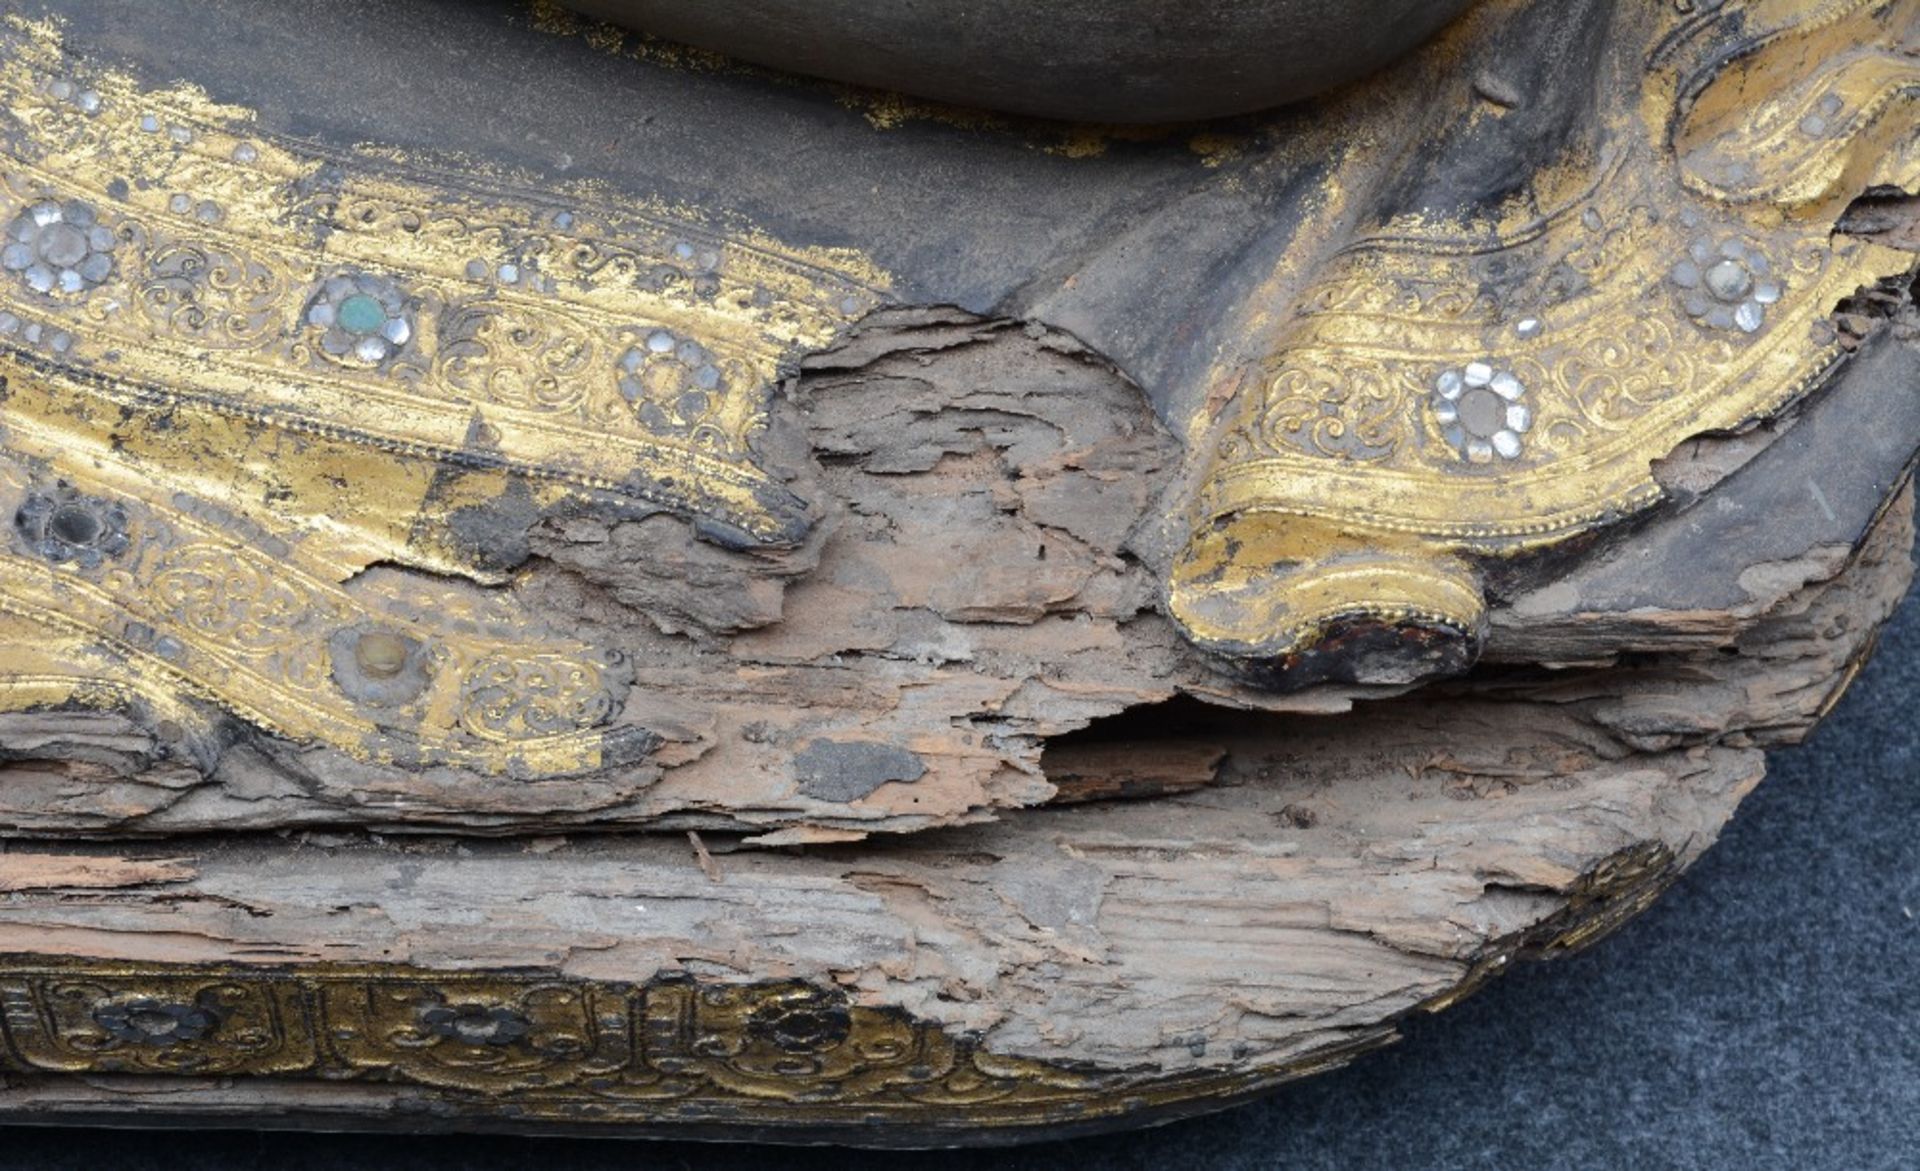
[
  {"x1": 353, "y1": 631, "x2": 414, "y2": 680},
  {"x1": 13, "y1": 488, "x2": 131, "y2": 569},
  {"x1": 329, "y1": 624, "x2": 433, "y2": 708},
  {"x1": 557, "y1": 0, "x2": 1477, "y2": 123}
]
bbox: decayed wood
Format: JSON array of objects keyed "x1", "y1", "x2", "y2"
[
  {"x1": 0, "y1": 311, "x2": 1914, "y2": 841},
  {"x1": 0, "y1": 853, "x2": 194, "y2": 893},
  {"x1": 1041, "y1": 739, "x2": 1226, "y2": 804},
  {"x1": 0, "y1": 6, "x2": 1912, "y2": 1140},
  {"x1": 0, "y1": 479, "x2": 1906, "y2": 1099},
  {"x1": 0, "y1": 307, "x2": 1908, "y2": 1134}
]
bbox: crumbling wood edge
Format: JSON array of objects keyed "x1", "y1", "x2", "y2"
[{"x1": 0, "y1": 480, "x2": 1903, "y2": 1145}]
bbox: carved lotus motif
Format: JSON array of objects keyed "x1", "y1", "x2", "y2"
[
  {"x1": 419, "y1": 1003, "x2": 533, "y2": 1048},
  {"x1": 91, "y1": 998, "x2": 219, "y2": 1047},
  {"x1": 745, "y1": 989, "x2": 853, "y2": 1055}
]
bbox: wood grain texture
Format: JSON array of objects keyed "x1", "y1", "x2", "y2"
[
  {"x1": 1, "y1": 317, "x2": 1914, "y2": 845},
  {"x1": 0, "y1": 270, "x2": 1912, "y2": 1143},
  {"x1": 0, "y1": 468, "x2": 1905, "y2": 1138}
]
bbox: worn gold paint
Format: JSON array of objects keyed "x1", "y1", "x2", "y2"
[
  {"x1": 1169, "y1": 0, "x2": 1919, "y2": 667},
  {"x1": 1422, "y1": 841, "x2": 1682, "y2": 1014},
  {"x1": 0, "y1": 960, "x2": 1240, "y2": 1124},
  {"x1": 527, "y1": 0, "x2": 749, "y2": 77},
  {"x1": 0, "y1": 0, "x2": 1902, "y2": 774},
  {"x1": 0, "y1": 16, "x2": 889, "y2": 777}
]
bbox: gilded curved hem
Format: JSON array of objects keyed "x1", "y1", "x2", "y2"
[
  {"x1": 0, "y1": 15, "x2": 890, "y2": 777},
  {"x1": 1170, "y1": 0, "x2": 1920, "y2": 665}
]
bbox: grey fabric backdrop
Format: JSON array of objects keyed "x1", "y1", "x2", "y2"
[{"x1": 0, "y1": 581, "x2": 1912, "y2": 1170}]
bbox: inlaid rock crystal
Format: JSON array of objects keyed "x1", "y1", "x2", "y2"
[{"x1": 0, "y1": 0, "x2": 1912, "y2": 1146}]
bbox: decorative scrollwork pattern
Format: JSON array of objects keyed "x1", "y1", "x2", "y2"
[
  {"x1": 1171, "y1": 0, "x2": 1919, "y2": 666},
  {"x1": 0, "y1": 15, "x2": 885, "y2": 774},
  {"x1": 0, "y1": 458, "x2": 636, "y2": 778},
  {"x1": 0, "y1": 962, "x2": 1215, "y2": 1127},
  {"x1": 457, "y1": 652, "x2": 632, "y2": 741}
]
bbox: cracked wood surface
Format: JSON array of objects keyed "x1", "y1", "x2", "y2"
[
  {"x1": 0, "y1": 475, "x2": 1907, "y2": 1089},
  {"x1": 0, "y1": 2, "x2": 1913, "y2": 1140},
  {"x1": 0, "y1": 319, "x2": 1908, "y2": 1141},
  {"x1": 0, "y1": 318, "x2": 1914, "y2": 840}
]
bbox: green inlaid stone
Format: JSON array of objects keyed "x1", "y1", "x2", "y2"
[{"x1": 336, "y1": 293, "x2": 386, "y2": 335}]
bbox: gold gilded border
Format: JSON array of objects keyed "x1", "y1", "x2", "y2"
[
  {"x1": 0, "y1": 16, "x2": 891, "y2": 776},
  {"x1": 1169, "y1": 0, "x2": 1919, "y2": 668},
  {"x1": 0, "y1": 15, "x2": 889, "y2": 557}
]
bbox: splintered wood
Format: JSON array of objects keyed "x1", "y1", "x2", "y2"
[
  {"x1": 0, "y1": 318, "x2": 1911, "y2": 1105},
  {"x1": 4, "y1": 317, "x2": 1910, "y2": 844}
]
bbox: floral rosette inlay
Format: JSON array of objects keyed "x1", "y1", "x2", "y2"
[
  {"x1": 745, "y1": 988, "x2": 854, "y2": 1055},
  {"x1": 419, "y1": 1003, "x2": 533, "y2": 1048},
  {"x1": 303, "y1": 272, "x2": 415, "y2": 366},
  {"x1": 92, "y1": 998, "x2": 219, "y2": 1048},
  {"x1": 1431, "y1": 361, "x2": 1533, "y2": 464},
  {"x1": 13, "y1": 487, "x2": 131, "y2": 568},
  {"x1": 3, "y1": 199, "x2": 115, "y2": 296},
  {"x1": 617, "y1": 328, "x2": 731, "y2": 436},
  {"x1": 1671, "y1": 235, "x2": 1781, "y2": 334}
]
